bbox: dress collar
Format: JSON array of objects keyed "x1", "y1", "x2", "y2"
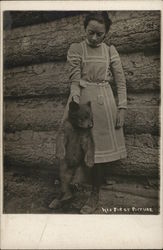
[{"x1": 85, "y1": 39, "x2": 102, "y2": 48}]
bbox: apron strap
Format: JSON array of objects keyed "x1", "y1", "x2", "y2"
[
  {"x1": 103, "y1": 43, "x2": 109, "y2": 81},
  {"x1": 80, "y1": 41, "x2": 86, "y2": 62}
]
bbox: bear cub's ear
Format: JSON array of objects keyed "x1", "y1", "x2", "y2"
[{"x1": 69, "y1": 100, "x2": 79, "y2": 112}]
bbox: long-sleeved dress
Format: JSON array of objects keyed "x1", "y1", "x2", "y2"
[{"x1": 65, "y1": 40, "x2": 127, "y2": 164}]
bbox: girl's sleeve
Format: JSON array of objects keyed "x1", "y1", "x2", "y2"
[
  {"x1": 67, "y1": 43, "x2": 82, "y2": 98},
  {"x1": 110, "y1": 45, "x2": 127, "y2": 109}
]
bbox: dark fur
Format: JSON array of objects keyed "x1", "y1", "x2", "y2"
[
  {"x1": 55, "y1": 100, "x2": 95, "y2": 202},
  {"x1": 56, "y1": 100, "x2": 95, "y2": 168}
]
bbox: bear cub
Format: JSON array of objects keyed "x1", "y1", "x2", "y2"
[{"x1": 49, "y1": 99, "x2": 95, "y2": 209}]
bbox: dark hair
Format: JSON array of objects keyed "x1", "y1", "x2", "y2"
[{"x1": 84, "y1": 11, "x2": 112, "y2": 33}]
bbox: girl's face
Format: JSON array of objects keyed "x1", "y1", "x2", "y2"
[{"x1": 85, "y1": 20, "x2": 106, "y2": 47}]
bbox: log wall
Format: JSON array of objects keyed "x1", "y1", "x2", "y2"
[{"x1": 3, "y1": 11, "x2": 160, "y2": 177}]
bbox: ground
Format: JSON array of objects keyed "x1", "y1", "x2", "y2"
[{"x1": 3, "y1": 167, "x2": 159, "y2": 214}]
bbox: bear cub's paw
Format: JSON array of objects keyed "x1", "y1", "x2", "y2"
[{"x1": 84, "y1": 153, "x2": 94, "y2": 168}]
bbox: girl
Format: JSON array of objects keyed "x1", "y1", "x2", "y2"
[
  {"x1": 50, "y1": 11, "x2": 127, "y2": 213},
  {"x1": 67, "y1": 11, "x2": 127, "y2": 213}
]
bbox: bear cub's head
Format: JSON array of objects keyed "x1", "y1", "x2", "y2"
[{"x1": 68, "y1": 100, "x2": 93, "y2": 129}]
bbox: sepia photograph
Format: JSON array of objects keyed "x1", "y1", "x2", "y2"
[
  {"x1": 1, "y1": 0, "x2": 163, "y2": 249},
  {"x1": 2, "y1": 9, "x2": 161, "y2": 215}
]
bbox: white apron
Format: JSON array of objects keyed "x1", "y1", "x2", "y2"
[{"x1": 62, "y1": 41, "x2": 127, "y2": 164}]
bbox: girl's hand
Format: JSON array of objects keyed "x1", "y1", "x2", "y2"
[{"x1": 115, "y1": 108, "x2": 126, "y2": 129}]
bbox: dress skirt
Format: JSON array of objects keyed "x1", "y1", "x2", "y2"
[{"x1": 61, "y1": 80, "x2": 127, "y2": 164}]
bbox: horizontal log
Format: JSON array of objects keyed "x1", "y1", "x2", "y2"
[
  {"x1": 4, "y1": 132, "x2": 159, "y2": 177},
  {"x1": 4, "y1": 62, "x2": 70, "y2": 97},
  {"x1": 109, "y1": 11, "x2": 160, "y2": 23},
  {"x1": 107, "y1": 14, "x2": 160, "y2": 53},
  {"x1": 4, "y1": 13, "x2": 160, "y2": 68},
  {"x1": 122, "y1": 53, "x2": 160, "y2": 93},
  {"x1": 109, "y1": 134, "x2": 160, "y2": 177},
  {"x1": 4, "y1": 97, "x2": 66, "y2": 132},
  {"x1": 4, "y1": 96, "x2": 159, "y2": 134},
  {"x1": 4, "y1": 53, "x2": 160, "y2": 97},
  {"x1": 4, "y1": 130, "x2": 56, "y2": 167},
  {"x1": 124, "y1": 105, "x2": 160, "y2": 135},
  {"x1": 127, "y1": 93, "x2": 160, "y2": 106},
  {"x1": 4, "y1": 11, "x2": 157, "y2": 29},
  {"x1": 4, "y1": 11, "x2": 86, "y2": 30}
]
